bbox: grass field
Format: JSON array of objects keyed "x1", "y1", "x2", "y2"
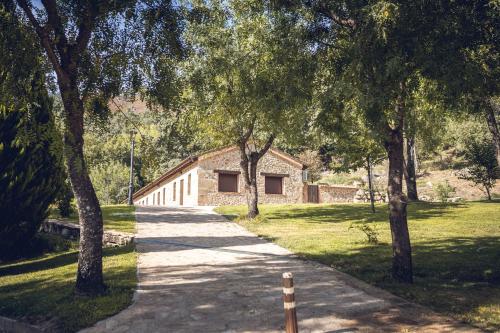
[
  {"x1": 216, "y1": 201, "x2": 500, "y2": 331},
  {"x1": 50, "y1": 204, "x2": 136, "y2": 233},
  {"x1": 0, "y1": 206, "x2": 137, "y2": 332}
]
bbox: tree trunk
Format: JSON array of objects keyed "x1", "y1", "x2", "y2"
[
  {"x1": 60, "y1": 87, "x2": 105, "y2": 295},
  {"x1": 405, "y1": 136, "x2": 419, "y2": 201},
  {"x1": 485, "y1": 186, "x2": 492, "y2": 201},
  {"x1": 384, "y1": 84, "x2": 413, "y2": 284},
  {"x1": 386, "y1": 127, "x2": 413, "y2": 283},
  {"x1": 15, "y1": 0, "x2": 105, "y2": 295},
  {"x1": 366, "y1": 156, "x2": 375, "y2": 213},
  {"x1": 238, "y1": 132, "x2": 275, "y2": 219},
  {"x1": 247, "y1": 158, "x2": 259, "y2": 218},
  {"x1": 485, "y1": 99, "x2": 500, "y2": 166}
]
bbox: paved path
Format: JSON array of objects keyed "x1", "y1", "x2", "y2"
[{"x1": 82, "y1": 206, "x2": 480, "y2": 333}]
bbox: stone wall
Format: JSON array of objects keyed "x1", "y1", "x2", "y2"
[
  {"x1": 0, "y1": 315, "x2": 44, "y2": 333},
  {"x1": 40, "y1": 220, "x2": 134, "y2": 246},
  {"x1": 318, "y1": 184, "x2": 358, "y2": 203},
  {"x1": 197, "y1": 147, "x2": 305, "y2": 206}
]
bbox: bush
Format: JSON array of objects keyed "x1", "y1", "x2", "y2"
[
  {"x1": 56, "y1": 178, "x2": 75, "y2": 218},
  {"x1": 458, "y1": 137, "x2": 499, "y2": 201},
  {"x1": 434, "y1": 181, "x2": 456, "y2": 202},
  {"x1": 349, "y1": 222, "x2": 379, "y2": 244}
]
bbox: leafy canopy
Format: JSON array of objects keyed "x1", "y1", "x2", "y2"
[{"x1": 184, "y1": 0, "x2": 314, "y2": 148}]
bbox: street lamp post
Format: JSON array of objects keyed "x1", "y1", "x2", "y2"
[{"x1": 127, "y1": 130, "x2": 136, "y2": 205}]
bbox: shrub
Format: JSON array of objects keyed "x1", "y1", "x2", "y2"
[
  {"x1": 349, "y1": 222, "x2": 379, "y2": 244},
  {"x1": 458, "y1": 138, "x2": 499, "y2": 201},
  {"x1": 56, "y1": 178, "x2": 75, "y2": 218},
  {"x1": 434, "y1": 181, "x2": 456, "y2": 202}
]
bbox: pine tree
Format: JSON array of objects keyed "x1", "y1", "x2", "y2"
[
  {"x1": 0, "y1": 4, "x2": 64, "y2": 260},
  {"x1": 0, "y1": 72, "x2": 65, "y2": 259}
]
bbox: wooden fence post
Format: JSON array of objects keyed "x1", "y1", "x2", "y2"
[{"x1": 282, "y1": 272, "x2": 298, "y2": 333}]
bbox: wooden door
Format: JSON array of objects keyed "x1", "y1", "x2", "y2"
[
  {"x1": 307, "y1": 185, "x2": 319, "y2": 203},
  {"x1": 179, "y1": 179, "x2": 184, "y2": 206}
]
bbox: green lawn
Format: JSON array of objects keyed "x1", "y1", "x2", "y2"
[
  {"x1": 50, "y1": 204, "x2": 136, "y2": 233},
  {"x1": 216, "y1": 201, "x2": 500, "y2": 331},
  {"x1": 0, "y1": 206, "x2": 137, "y2": 332}
]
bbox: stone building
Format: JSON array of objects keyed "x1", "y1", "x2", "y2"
[{"x1": 132, "y1": 146, "x2": 308, "y2": 207}]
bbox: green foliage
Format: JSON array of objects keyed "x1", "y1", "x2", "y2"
[
  {"x1": 184, "y1": 0, "x2": 313, "y2": 148},
  {"x1": 90, "y1": 161, "x2": 130, "y2": 205},
  {"x1": 82, "y1": 106, "x2": 201, "y2": 204},
  {"x1": 55, "y1": 178, "x2": 75, "y2": 218},
  {"x1": 0, "y1": 6, "x2": 64, "y2": 260},
  {"x1": 441, "y1": 116, "x2": 490, "y2": 157},
  {"x1": 434, "y1": 181, "x2": 456, "y2": 202},
  {"x1": 320, "y1": 112, "x2": 386, "y2": 174},
  {"x1": 459, "y1": 137, "x2": 499, "y2": 200},
  {"x1": 349, "y1": 222, "x2": 379, "y2": 245},
  {"x1": 297, "y1": 150, "x2": 323, "y2": 183}
]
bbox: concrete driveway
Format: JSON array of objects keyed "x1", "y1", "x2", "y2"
[{"x1": 82, "y1": 206, "x2": 480, "y2": 333}]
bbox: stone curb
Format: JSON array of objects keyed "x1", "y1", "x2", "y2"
[{"x1": 0, "y1": 315, "x2": 43, "y2": 333}]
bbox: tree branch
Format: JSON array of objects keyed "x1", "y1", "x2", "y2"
[
  {"x1": 73, "y1": 4, "x2": 97, "y2": 59},
  {"x1": 238, "y1": 120, "x2": 255, "y2": 146},
  {"x1": 312, "y1": 3, "x2": 357, "y2": 30},
  {"x1": 257, "y1": 134, "x2": 275, "y2": 159},
  {"x1": 238, "y1": 139, "x2": 251, "y2": 185},
  {"x1": 16, "y1": 0, "x2": 66, "y2": 81},
  {"x1": 41, "y1": 0, "x2": 69, "y2": 57}
]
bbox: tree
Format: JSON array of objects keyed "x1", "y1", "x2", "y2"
[
  {"x1": 404, "y1": 76, "x2": 449, "y2": 201},
  {"x1": 459, "y1": 137, "x2": 499, "y2": 200},
  {"x1": 425, "y1": 2, "x2": 500, "y2": 165},
  {"x1": 185, "y1": 0, "x2": 313, "y2": 218},
  {"x1": 297, "y1": 150, "x2": 323, "y2": 183},
  {"x1": 286, "y1": 0, "x2": 490, "y2": 283},
  {"x1": 12, "y1": 0, "x2": 183, "y2": 294},
  {"x1": 317, "y1": 108, "x2": 386, "y2": 213},
  {"x1": 0, "y1": 3, "x2": 64, "y2": 259}
]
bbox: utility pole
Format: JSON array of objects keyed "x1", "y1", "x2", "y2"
[{"x1": 127, "y1": 130, "x2": 136, "y2": 205}]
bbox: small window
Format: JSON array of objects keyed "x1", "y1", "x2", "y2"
[
  {"x1": 265, "y1": 176, "x2": 283, "y2": 194},
  {"x1": 173, "y1": 182, "x2": 176, "y2": 201},
  {"x1": 188, "y1": 174, "x2": 191, "y2": 195},
  {"x1": 218, "y1": 173, "x2": 238, "y2": 193},
  {"x1": 153, "y1": 193, "x2": 155, "y2": 205},
  {"x1": 146, "y1": 197, "x2": 148, "y2": 205},
  {"x1": 157, "y1": 191, "x2": 160, "y2": 205},
  {"x1": 163, "y1": 188, "x2": 166, "y2": 205}
]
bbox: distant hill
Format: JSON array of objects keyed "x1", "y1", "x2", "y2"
[{"x1": 109, "y1": 97, "x2": 150, "y2": 114}]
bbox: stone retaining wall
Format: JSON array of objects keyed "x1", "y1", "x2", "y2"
[
  {"x1": 40, "y1": 220, "x2": 134, "y2": 246},
  {"x1": 318, "y1": 184, "x2": 358, "y2": 203},
  {"x1": 0, "y1": 315, "x2": 43, "y2": 333}
]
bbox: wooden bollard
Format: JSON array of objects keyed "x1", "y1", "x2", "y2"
[{"x1": 282, "y1": 272, "x2": 298, "y2": 333}]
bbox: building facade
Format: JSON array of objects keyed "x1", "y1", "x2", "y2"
[{"x1": 132, "y1": 146, "x2": 307, "y2": 207}]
